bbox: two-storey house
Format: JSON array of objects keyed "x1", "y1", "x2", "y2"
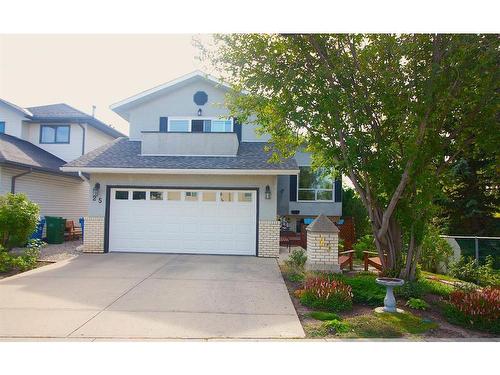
[
  {"x1": 62, "y1": 71, "x2": 342, "y2": 257},
  {"x1": 0, "y1": 99, "x2": 124, "y2": 222}
]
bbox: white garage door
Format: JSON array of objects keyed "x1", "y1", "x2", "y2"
[{"x1": 108, "y1": 188, "x2": 257, "y2": 255}]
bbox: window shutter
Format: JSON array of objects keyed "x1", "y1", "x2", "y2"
[
  {"x1": 233, "y1": 117, "x2": 242, "y2": 143},
  {"x1": 159, "y1": 117, "x2": 168, "y2": 132},
  {"x1": 334, "y1": 178, "x2": 342, "y2": 202},
  {"x1": 289, "y1": 175, "x2": 298, "y2": 201}
]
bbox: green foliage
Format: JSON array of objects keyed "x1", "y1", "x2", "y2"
[
  {"x1": 323, "y1": 319, "x2": 350, "y2": 334},
  {"x1": 419, "y1": 278, "x2": 454, "y2": 297},
  {"x1": 419, "y1": 225, "x2": 453, "y2": 273},
  {"x1": 339, "y1": 315, "x2": 403, "y2": 338},
  {"x1": 406, "y1": 298, "x2": 429, "y2": 310},
  {"x1": 443, "y1": 287, "x2": 500, "y2": 334},
  {"x1": 285, "y1": 248, "x2": 307, "y2": 268},
  {"x1": 12, "y1": 247, "x2": 40, "y2": 272},
  {"x1": 344, "y1": 273, "x2": 385, "y2": 305},
  {"x1": 449, "y1": 255, "x2": 500, "y2": 287},
  {"x1": 342, "y1": 187, "x2": 371, "y2": 238},
  {"x1": 300, "y1": 276, "x2": 353, "y2": 312},
  {"x1": 204, "y1": 34, "x2": 500, "y2": 278},
  {"x1": 307, "y1": 311, "x2": 341, "y2": 321},
  {"x1": 396, "y1": 281, "x2": 426, "y2": 299},
  {"x1": 283, "y1": 248, "x2": 307, "y2": 282},
  {"x1": 376, "y1": 312, "x2": 438, "y2": 334},
  {"x1": 352, "y1": 234, "x2": 377, "y2": 260},
  {"x1": 0, "y1": 193, "x2": 40, "y2": 250},
  {"x1": 0, "y1": 247, "x2": 14, "y2": 273},
  {"x1": 0, "y1": 238, "x2": 44, "y2": 274}
]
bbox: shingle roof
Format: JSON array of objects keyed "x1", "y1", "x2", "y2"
[
  {"x1": 0, "y1": 133, "x2": 70, "y2": 174},
  {"x1": 26, "y1": 103, "x2": 125, "y2": 138},
  {"x1": 63, "y1": 138, "x2": 298, "y2": 171}
]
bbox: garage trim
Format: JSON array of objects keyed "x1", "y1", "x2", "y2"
[{"x1": 104, "y1": 185, "x2": 260, "y2": 255}]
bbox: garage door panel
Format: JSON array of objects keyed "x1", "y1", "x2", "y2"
[{"x1": 109, "y1": 189, "x2": 257, "y2": 255}]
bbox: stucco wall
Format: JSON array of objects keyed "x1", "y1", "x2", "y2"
[
  {"x1": 88, "y1": 173, "x2": 278, "y2": 220},
  {"x1": 85, "y1": 125, "x2": 116, "y2": 154},
  {"x1": 0, "y1": 102, "x2": 26, "y2": 138},
  {"x1": 125, "y1": 79, "x2": 269, "y2": 143}
]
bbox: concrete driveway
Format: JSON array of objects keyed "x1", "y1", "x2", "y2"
[{"x1": 0, "y1": 253, "x2": 304, "y2": 339}]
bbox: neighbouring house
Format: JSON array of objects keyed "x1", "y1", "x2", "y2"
[
  {"x1": 61, "y1": 71, "x2": 342, "y2": 257},
  {"x1": 0, "y1": 99, "x2": 124, "y2": 223}
]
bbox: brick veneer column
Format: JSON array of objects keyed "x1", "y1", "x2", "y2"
[
  {"x1": 83, "y1": 216, "x2": 105, "y2": 253},
  {"x1": 258, "y1": 220, "x2": 280, "y2": 258},
  {"x1": 305, "y1": 214, "x2": 340, "y2": 272}
]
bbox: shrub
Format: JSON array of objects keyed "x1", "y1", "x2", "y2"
[
  {"x1": 300, "y1": 276, "x2": 353, "y2": 312},
  {"x1": 0, "y1": 247, "x2": 14, "y2": 273},
  {"x1": 419, "y1": 225, "x2": 453, "y2": 273},
  {"x1": 0, "y1": 193, "x2": 40, "y2": 249},
  {"x1": 443, "y1": 287, "x2": 500, "y2": 334},
  {"x1": 395, "y1": 280, "x2": 426, "y2": 299},
  {"x1": 12, "y1": 247, "x2": 40, "y2": 272},
  {"x1": 449, "y1": 255, "x2": 500, "y2": 287},
  {"x1": 353, "y1": 234, "x2": 376, "y2": 260},
  {"x1": 419, "y1": 278, "x2": 454, "y2": 297},
  {"x1": 323, "y1": 319, "x2": 350, "y2": 334},
  {"x1": 344, "y1": 273, "x2": 385, "y2": 305},
  {"x1": 283, "y1": 248, "x2": 307, "y2": 282},
  {"x1": 307, "y1": 311, "x2": 341, "y2": 321},
  {"x1": 285, "y1": 248, "x2": 307, "y2": 268},
  {"x1": 406, "y1": 298, "x2": 429, "y2": 310}
]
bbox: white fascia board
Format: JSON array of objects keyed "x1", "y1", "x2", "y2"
[
  {"x1": 0, "y1": 98, "x2": 33, "y2": 117},
  {"x1": 60, "y1": 166, "x2": 299, "y2": 175},
  {"x1": 109, "y1": 70, "x2": 231, "y2": 112}
]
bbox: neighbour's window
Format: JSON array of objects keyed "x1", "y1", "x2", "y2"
[
  {"x1": 238, "y1": 192, "x2": 253, "y2": 202},
  {"x1": 168, "y1": 119, "x2": 190, "y2": 132},
  {"x1": 132, "y1": 191, "x2": 146, "y2": 200},
  {"x1": 202, "y1": 191, "x2": 216, "y2": 201},
  {"x1": 167, "y1": 191, "x2": 181, "y2": 200},
  {"x1": 298, "y1": 166, "x2": 334, "y2": 201},
  {"x1": 0, "y1": 121, "x2": 5, "y2": 134},
  {"x1": 219, "y1": 192, "x2": 233, "y2": 202},
  {"x1": 40, "y1": 125, "x2": 70, "y2": 144},
  {"x1": 184, "y1": 191, "x2": 199, "y2": 201},
  {"x1": 149, "y1": 191, "x2": 163, "y2": 200},
  {"x1": 115, "y1": 191, "x2": 129, "y2": 200}
]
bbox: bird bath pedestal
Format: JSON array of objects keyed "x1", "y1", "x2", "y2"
[{"x1": 375, "y1": 277, "x2": 405, "y2": 313}]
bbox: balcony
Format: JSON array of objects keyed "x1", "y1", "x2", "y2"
[{"x1": 141, "y1": 131, "x2": 239, "y2": 156}]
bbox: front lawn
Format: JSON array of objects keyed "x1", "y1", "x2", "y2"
[{"x1": 281, "y1": 265, "x2": 498, "y2": 339}]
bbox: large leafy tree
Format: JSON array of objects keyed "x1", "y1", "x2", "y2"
[{"x1": 202, "y1": 34, "x2": 499, "y2": 279}]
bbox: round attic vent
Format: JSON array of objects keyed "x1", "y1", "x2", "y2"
[{"x1": 193, "y1": 91, "x2": 208, "y2": 106}]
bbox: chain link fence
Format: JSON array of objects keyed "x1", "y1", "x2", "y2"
[{"x1": 441, "y1": 235, "x2": 500, "y2": 269}]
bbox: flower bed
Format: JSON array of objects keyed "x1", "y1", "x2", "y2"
[
  {"x1": 443, "y1": 287, "x2": 500, "y2": 334},
  {"x1": 298, "y1": 276, "x2": 353, "y2": 312}
]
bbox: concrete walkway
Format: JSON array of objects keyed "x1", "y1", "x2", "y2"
[{"x1": 0, "y1": 253, "x2": 304, "y2": 339}]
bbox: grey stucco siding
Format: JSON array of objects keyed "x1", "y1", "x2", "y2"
[{"x1": 88, "y1": 173, "x2": 278, "y2": 220}]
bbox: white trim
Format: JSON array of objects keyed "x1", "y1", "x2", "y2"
[
  {"x1": 297, "y1": 166, "x2": 335, "y2": 202},
  {"x1": 0, "y1": 98, "x2": 33, "y2": 117},
  {"x1": 166, "y1": 117, "x2": 234, "y2": 133},
  {"x1": 110, "y1": 70, "x2": 231, "y2": 111},
  {"x1": 60, "y1": 166, "x2": 300, "y2": 175}
]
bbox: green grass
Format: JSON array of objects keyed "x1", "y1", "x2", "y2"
[
  {"x1": 307, "y1": 311, "x2": 341, "y2": 321},
  {"x1": 421, "y1": 271, "x2": 461, "y2": 283},
  {"x1": 342, "y1": 273, "x2": 386, "y2": 306},
  {"x1": 337, "y1": 312, "x2": 438, "y2": 338},
  {"x1": 419, "y1": 278, "x2": 454, "y2": 297}
]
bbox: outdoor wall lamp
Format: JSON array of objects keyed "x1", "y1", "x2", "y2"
[
  {"x1": 197, "y1": 108, "x2": 202, "y2": 116},
  {"x1": 92, "y1": 182, "x2": 101, "y2": 200},
  {"x1": 265, "y1": 185, "x2": 271, "y2": 199}
]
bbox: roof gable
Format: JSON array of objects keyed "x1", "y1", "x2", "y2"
[
  {"x1": 0, "y1": 98, "x2": 32, "y2": 117},
  {"x1": 110, "y1": 70, "x2": 230, "y2": 121}
]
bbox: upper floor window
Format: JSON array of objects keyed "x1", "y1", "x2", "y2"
[
  {"x1": 0, "y1": 121, "x2": 5, "y2": 134},
  {"x1": 166, "y1": 117, "x2": 233, "y2": 133},
  {"x1": 40, "y1": 125, "x2": 70, "y2": 144},
  {"x1": 298, "y1": 166, "x2": 334, "y2": 201}
]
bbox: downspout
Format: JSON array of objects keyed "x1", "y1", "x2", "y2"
[
  {"x1": 78, "y1": 123, "x2": 86, "y2": 156},
  {"x1": 78, "y1": 171, "x2": 89, "y2": 183},
  {"x1": 11, "y1": 168, "x2": 32, "y2": 193}
]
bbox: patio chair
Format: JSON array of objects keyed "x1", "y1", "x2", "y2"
[
  {"x1": 64, "y1": 220, "x2": 82, "y2": 241},
  {"x1": 339, "y1": 250, "x2": 354, "y2": 271},
  {"x1": 363, "y1": 251, "x2": 388, "y2": 272}
]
